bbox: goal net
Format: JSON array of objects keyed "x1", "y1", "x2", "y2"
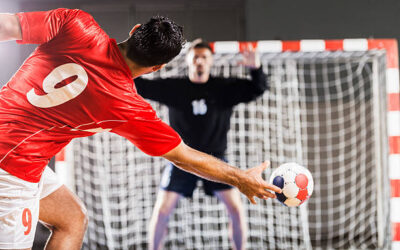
[{"x1": 70, "y1": 42, "x2": 391, "y2": 249}]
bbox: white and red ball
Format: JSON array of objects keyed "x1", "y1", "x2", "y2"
[{"x1": 269, "y1": 162, "x2": 314, "y2": 207}]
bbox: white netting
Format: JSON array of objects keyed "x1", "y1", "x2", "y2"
[{"x1": 72, "y1": 49, "x2": 391, "y2": 250}]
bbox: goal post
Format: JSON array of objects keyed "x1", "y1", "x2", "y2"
[
  {"x1": 209, "y1": 38, "x2": 399, "y2": 250},
  {"x1": 58, "y1": 39, "x2": 400, "y2": 250}
]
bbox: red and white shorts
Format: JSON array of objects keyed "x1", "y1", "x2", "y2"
[{"x1": 0, "y1": 167, "x2": 62, "y2": 249}]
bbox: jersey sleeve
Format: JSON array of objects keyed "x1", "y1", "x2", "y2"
[
  {"x1": 216, "y1": 67, "x2": 269, "y2": 106},
  {"x1": 111, "y1": 110, "x2": 182, "y2": 156},
  {"x1": 134, "y1": 77, "x2": 181, "y2": 107},
  {"x1": 16, "y1": 8, "x2": 91, "y2": 44}
]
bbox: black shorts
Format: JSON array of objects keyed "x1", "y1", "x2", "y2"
[{"x1": 160, "y1": 157, "x2": 233, "y2": 198}]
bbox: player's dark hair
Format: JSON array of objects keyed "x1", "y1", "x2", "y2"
[{"x1": 126, "y1": 16, "x2": 185, "y2": 67}]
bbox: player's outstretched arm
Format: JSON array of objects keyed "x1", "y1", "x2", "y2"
[
  {"x1": 0, "y1": 14, "x2": 21, "y2": 42},
  {"x1": 162, "y1": 142, "x2": 282, "y2": 204},
  {"x1": 238, "y1": 44, "x2": 260, "y2": 69}
]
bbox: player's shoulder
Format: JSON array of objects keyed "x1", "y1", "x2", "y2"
[
  {"x1": 62, "y1": 8, "x2": 108, "y2": 43},
  {"x1": 157, "y1": 77, "x2": 187, "y2": 81},
  {"x1": 210, "y1": 76, "x2": 239, "y2": 85},
  {"x1": 55, "y1": 8, "x2": 91, "y2": 16},
  {"x1": 170, "y1": 77, "x2": 188, "y2": 83},
  {"x1": 142, "y1": 77, "x2": 188, "y2": 85},
  {"x1": 48, "y1": 8, "x2": 91, "y2": 19},
  {"x1": 52, "y1": 8, "x2": 98, "y2": 28},
  {"x1": 171, "y1": 77, "x2": 193, "y2": 88},
  {"x1": 72, "y1": 8, "x2": 95, "y2": 21}
]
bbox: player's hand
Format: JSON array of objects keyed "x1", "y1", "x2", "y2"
[
  {"x1": 237, "y1": 161, "x2": 282, "y2": 204},
  {"x1": 238, "y1": 43, "x2": 260, "y2": 69}
]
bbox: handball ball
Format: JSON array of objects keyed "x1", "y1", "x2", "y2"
[{"x1": 269, "y1": 162, "x2": 314, "y2": 207}]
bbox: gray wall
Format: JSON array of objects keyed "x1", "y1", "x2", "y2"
[
  {"x1": 0, "y1": 0, "x2": 246, "y2": 85},
  {"x1": 0, "y1": 1, "x2": 21, "y2": 87},
  {"x1": 2, "y1": 0, "x2": 400, "y2": 84},
  {"x1": 246, "y1": 0, "x2": 400, "y2": 40}
]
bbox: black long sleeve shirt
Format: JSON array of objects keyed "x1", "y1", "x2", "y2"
[{"x1": 134, "y1": 68, "x2": 268, "y2": 156}]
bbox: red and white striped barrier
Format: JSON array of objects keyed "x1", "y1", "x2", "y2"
[{"x1": 210, "y1": 39, "x2": 400, "y2": 249}]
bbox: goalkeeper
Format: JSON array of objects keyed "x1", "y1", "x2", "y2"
[{"x1": 135, "y1": 39, "x2": 268, "y2": 250}]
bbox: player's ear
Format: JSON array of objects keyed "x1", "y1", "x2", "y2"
[
  {"x1": 209, "y1": 54, "x2": 214, "y2": 66},
  {"x1": 129, "y1": 24, "x2": 141, "y2": 36},
  {"x1": 151, "y1": 64, "x2": 166, "y2": 72},
  {"x1": 208, "y1": 49, "x2": 214, "y2": 65},
  {"x1": 186, "y1": 49, "x2": 195, "y2": 65}
]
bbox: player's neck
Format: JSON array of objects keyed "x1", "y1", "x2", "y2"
[
  {"x1": 117, "y1": 42, "x2": 154, "y2": 79},
  {"x1": 189, "y1": 72, "x2": 209, "y2": 84},
  {"x1": 118, "y1": 43, "x2": 134, "y2": 73}
]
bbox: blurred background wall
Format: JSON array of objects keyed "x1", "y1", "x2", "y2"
[{"x1": 1, "y1": 0, "x2": 400, "y2": 86}]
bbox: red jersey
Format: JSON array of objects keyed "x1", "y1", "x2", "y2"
[{"x1": 0, "y1": 8, "x2": 181, "y2": 182}]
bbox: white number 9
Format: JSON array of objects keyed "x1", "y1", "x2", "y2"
[{"x1": 27, "y1": 63, "x2": 88, "y2": 108}]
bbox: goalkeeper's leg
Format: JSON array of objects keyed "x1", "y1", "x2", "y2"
[
  {"x1": 215, "y1": 189, "x2": 247, "y2": 250},
  {"x1": 148, "y1": 190, "x2": 181, "y2": 250}
]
